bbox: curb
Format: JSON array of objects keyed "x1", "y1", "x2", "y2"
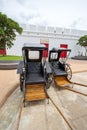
[
  {"x1": 71, "y1": 56, "x2": 87, "y2": 60},
  {"x1": 0, "y1": 60, "x2": 21, "y2": 70}
]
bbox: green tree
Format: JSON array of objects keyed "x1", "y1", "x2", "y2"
[
  {"x1": 0, "y1": 12, "x2": 23, "y2": 55},
  {"x1": 77, "y1": 35, "x2": 87, "y2": 56}
]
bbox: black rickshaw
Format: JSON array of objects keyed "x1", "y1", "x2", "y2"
[
  {"x1": 17, "y1": 43, "x2": 51, "y2": 107},
  {"x1": 48, "y1": 48, "x2": 72, "y2": 87}
]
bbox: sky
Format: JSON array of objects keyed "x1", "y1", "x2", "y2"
[{"x1": 0, "y1": 0, "x2": 87, "y2": 30}]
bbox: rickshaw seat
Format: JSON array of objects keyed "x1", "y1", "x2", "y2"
[
  {"x1": 27, "y1": 61, "x2": 43, "y2": 73},
  {"x1": 26, "y1": 61, "x2": 45, "y2": 84},
  {"x1": 50, "y1": 61, "x2": 67, "y2": 76},
  {"x1": 26, "y1": 73, "x2": 45, "y2": 84}
]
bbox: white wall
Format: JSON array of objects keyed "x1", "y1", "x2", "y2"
[
  {"x1": 7, "y1": 25, "x2": 87, "y2": 57},
  {"x1": 7, "y1": 35, "x2": 40, "y2": 56}
]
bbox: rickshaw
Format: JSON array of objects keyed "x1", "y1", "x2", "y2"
[
  {"x1": 48, "y1": 48, "x2": 72, "y2": 87},
  {"x1": 17, "y1": 43, "x2": 51, "y2": 107}
]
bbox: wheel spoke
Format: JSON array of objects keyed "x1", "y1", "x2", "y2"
[{"x1": 65, "y1": 64, "x2": 72, "y2": 80}]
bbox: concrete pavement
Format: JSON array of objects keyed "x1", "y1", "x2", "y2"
[
  {"x1": 67, "y1": 59, "x2": 87, "y2": 73},
  {"x1": 18, "y1": 72, "x2": 87, "y2": 130},
  {"x1": 0, "y1": 88, "x2": 22, "y2": 130},
  {"x1": 47, "y1": 84, "x2": 87, "y2": 130}
]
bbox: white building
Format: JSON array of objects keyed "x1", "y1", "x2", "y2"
[{"x1": 7, "y1": 24, "x2": 87, "y2": 57}]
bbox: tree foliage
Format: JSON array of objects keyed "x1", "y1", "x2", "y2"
[
  {"x1": 0, "y1": 12, "x2": 23, "y2": 51},
  {"x1": 77, "y1": 35, "x2": 87, "y2": 56}
]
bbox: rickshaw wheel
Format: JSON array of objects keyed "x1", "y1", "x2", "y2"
[
  {"x1": 20, "y1": 75, "x2": 23, "y2": 91},
  {"x1": 45, "y1": 74, "x2": 53, "y2": 89},
  {"x1": 65, "y1": 64, "x2": 72, "y2": 80}
]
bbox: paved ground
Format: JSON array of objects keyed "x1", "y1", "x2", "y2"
[
  {"x1": 18, "y1": 100, "x2": 70, "y2": 130},
  {"x1": 0, "y1": 70, "x2": 19, "y2": 108},
  {"x1": 47, "y1": 83, "x2": 87, "y2": 130},
  {"x1": 18, "y1": 72, "x2": 87, "y2": 130},
  {"x1": 0, "y1": 88, "x2": 22, "y2": 130},
  {"x1": 67, "y1": 59, "x2": 87, "y2": 73},
  {"x1": 0, "y1": 59, "x2": 87, "y2": 130}
]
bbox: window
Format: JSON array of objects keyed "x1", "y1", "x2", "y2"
[
  {"x1": 28, "y1": 51, "x2": 39, "y2": 60},
  {"x1": 50, "y1": 52, "x2": 58, "y2": 60}
]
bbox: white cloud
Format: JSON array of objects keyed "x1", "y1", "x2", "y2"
[{"x1": 0, "y1": 0, "x2": 87, "y2": 30}]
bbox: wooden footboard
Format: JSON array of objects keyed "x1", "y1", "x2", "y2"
[
  {"x1": 55, "y1": 76, "x2": 71, "y2": 87},
  {"x1": 25, "y1": 84, "x2": 47, "y2": 101}
]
